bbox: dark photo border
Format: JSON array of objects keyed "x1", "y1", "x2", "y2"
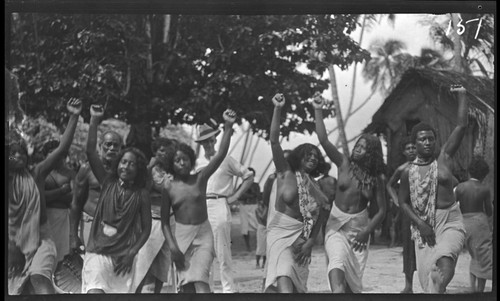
[{"x1": 4, "y1": 1, "x2": 496, "y2": 301}]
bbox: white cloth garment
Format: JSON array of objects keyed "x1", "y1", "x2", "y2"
[
  {"x1": 324, "y1": 202, "x2": 370, "y2": 293},
  {"x1": 196, "y1": 156, "x2": 252, "y2": 293}
]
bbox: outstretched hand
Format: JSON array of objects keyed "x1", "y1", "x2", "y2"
[
  {"x1": 67, "y1": 98, "x2": 83, "y2": 115},
  {"x1": 223, "y1": 109, "x2": 237, "y2": 125},
  {"x1": 271, "y1": 93, "x2": 285, "y2": 107},
  {"x1": 90, "y1": 104, "x2": 105, "y2": 119}
]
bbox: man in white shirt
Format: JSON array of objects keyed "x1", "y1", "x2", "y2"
[{"x1": 194, "y1": 123, "x2": 254, "y2": 293}]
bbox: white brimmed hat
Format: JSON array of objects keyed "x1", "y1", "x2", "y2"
[{"x1": 194, "y1": 124, "x2": 221, "y2": 143}]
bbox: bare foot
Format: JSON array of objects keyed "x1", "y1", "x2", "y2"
[
  {"x1": 400, "y1": 287, "x2": 413, "y2": 293},
  {"x1": 429, "y1": 265, "x2": 445, "y2": 293}
]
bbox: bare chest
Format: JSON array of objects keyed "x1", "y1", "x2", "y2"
[{"x1": 168, "y1": 180, "x2": 203, "y2": 207}]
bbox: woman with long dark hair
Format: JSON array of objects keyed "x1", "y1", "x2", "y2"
[
  {"x1": 313, "y1": 95, "x2": 386, "y2": 293},
  {"x1": 264, "y1": 93, "x2": 330, "y2": 293},
  {"x1": 81, "y1": 104, "x2": 152, "y2": 293}
]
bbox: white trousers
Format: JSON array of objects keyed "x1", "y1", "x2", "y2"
[{"x1": 206, "y1": 198, "x2": 237, "y2": 293}]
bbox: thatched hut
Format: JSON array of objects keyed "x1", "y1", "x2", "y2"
[{"x1": 364, "y1": 67, "x2": 494, "y2": 190}]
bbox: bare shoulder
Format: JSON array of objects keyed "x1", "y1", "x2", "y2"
[
  {"x1": 400, "y1": 165, "x2": 410, "y2": 179},
  {"x1": 398, "y1": 161, "x2": 411, "y2": 172}
]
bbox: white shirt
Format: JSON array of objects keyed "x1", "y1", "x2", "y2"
[{"x1": 195, "y1": 155, "x2": 253, "y2": 197}]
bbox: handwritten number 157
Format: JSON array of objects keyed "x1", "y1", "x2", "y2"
[{"x1": 446, "y1": 18, "x2": 483, "y2": 39}]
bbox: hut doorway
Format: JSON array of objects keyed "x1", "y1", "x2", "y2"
[{"x1": 405, "y1": 119, "x2": 420, "y2": 136}]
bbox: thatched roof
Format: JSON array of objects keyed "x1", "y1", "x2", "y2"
[{"x1": 364, "y1": 67, "x2": 494, "y2": 134}]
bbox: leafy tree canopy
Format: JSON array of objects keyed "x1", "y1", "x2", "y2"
[{"x1": 9, "y1": 13, "x2": 369, "y2": 139}]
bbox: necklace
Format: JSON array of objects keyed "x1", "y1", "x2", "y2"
[
  {"x1": 413, "y1": 156, "x2": 435, "y2": 166},
  {"x1": 350, "y1": 161, "x2": 375, "y2": 191}
]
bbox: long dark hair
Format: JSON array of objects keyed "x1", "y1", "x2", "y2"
[
  {"x1": 287, "y1": 143, "x2": 329, "y2": 178},
  {"x1": 350, "y1": 134, "x2": 385, "y2": 176},
  {"x1": 109, "y1": 147, "x2": 149, "y2": 189}
]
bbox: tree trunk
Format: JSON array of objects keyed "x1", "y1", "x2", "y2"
[
  {"x1": 163, "y1": 15, "x2": 171, "y2": 43},
  {"x1": 145, "y1": 15, "x2": 154, "y2": 84},
  {"x1": 126, "y1": 122, "x2": 153, "y2": 160},
  {"x1": 449, "y1": 13, "x2": 466, "y2": 73},
  {"x1": 32, "y1": 13, "x2": 41, "y2": 72},
  {"x1": 346, "y1": 15, "x2": 367, "y2": 117},
  {"x1": 126, "y1": 15, "x2": 154, "y2": 160},
  {"x1": 328, "y1": 65, "x2": 350, "y2": 156}
]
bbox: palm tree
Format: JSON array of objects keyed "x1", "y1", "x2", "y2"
[
  {"x1": 362, "y1": 38, "x2": 415, "y2": 97},
  {"x1": 421, "y1": 13, "x2": 494, "y2": 78}
]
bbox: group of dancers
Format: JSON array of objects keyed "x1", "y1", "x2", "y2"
[{"x1": 8, "y1": 83, "x2": 493, "y2": 294}]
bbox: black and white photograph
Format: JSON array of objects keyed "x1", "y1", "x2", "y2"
[{"x1": 5, "y1": 0, "x2": 495, "y2": 297}]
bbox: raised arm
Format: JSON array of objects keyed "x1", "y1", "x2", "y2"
[
  {"x1": 199, "y1": 109, "x2": 236, "y2": 181},
  {"x1": 270, "y1": 93, "x2": 289, "y2": 173},
  {"x1": 312, "y1": 95, "x2": 345, "y2": 168},
  {"x1": 161, "y1": 187, "x2": 185, "y2": 270},
  {"x1": 36, "y1": 98, "x2": 82, "y2": 179},
  {"x1": 86, "y1": 105, "x2": 108, "y2": 184},
  {"x1": 386, "y1": 163, "x2": 409, "y2": 207},
  {"x1": 442, "y1": 85, "x2": 468, "y2": 158}
]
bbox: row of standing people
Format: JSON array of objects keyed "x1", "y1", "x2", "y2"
[
  {"x1": 259, "y1": 86, "x2": 490, "y2": 294},
  {"x1": 8, "y1": 99, "x2": 251, "y2": 294},
  {"x1": 8, "y1": 85, "x2": 490, "y2": 294},
  {"x1": 74, "y1": 105, "x2": 246, "y2": 293}
]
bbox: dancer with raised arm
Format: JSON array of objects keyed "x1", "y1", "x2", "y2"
[
  {"x1": 264, "y1": 93, "x2": 329, "y2": 293},
  {"x1": 71, "y1": 129, "x2": 123, "y2": 251},
  {"x1": 8, "y1": 98, "x2": 82, "y2": 295},
  {"x1": 313, "y1": 94, "x2": 386, "y2": 293},
  {"x1": 81, "y1": 104, "x2": 152, "y2": 293},
  {"x1": 160, "y1": 109, "x2": 237, "y2": 293},
  {"x1": 398, "y1": 85, "x2": 468, "y2": 293}
]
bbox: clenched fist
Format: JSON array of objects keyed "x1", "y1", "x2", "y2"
[
  {"x1": 223, "y1": 109, "x2": 237, "y2": 125},
  {"x1": 90, "y1": 104, "x2": 105, "y2": 118},
  {"x1": 272, "y1": 93, "x2": 285, "y2": 107}
]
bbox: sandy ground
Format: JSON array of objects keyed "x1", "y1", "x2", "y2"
[{"x1": 148, "y1": 211, "x2": 492, "y2": 294}]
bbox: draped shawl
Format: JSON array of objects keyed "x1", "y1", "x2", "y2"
[
  {"x1": 296, "y1": 172, "x2": 328, "y2": 239},
  {"x1": 408, "y1": 160, "x2": 438, "y2": 246},
  {"x1": 86, "y1": 178, "x2": 146, "y2": 258}
]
